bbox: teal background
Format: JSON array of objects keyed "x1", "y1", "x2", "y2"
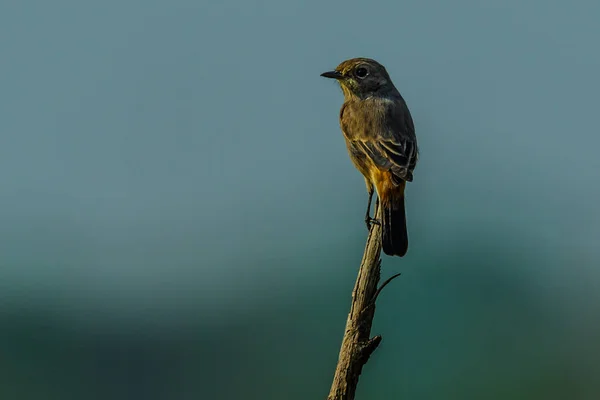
[{"x1": 1, "y1": 1, "x2": 599, "y2": 399}]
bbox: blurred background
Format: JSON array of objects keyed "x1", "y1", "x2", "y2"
[{"x1": 1, "y1": 0, "x2": 599, "y2": 399}]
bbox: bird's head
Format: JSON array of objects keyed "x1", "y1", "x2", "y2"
[{"x1": 320, "y1": 58, "x2": 395, "y2": 99}]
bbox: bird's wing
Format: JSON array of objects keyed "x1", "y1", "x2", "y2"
[
  {"x1": 354, "y1": 137, "x2": 417, "y2": 182},
  {"x1": 355, "y1": 98, "x2": 418, "y2": 183}
]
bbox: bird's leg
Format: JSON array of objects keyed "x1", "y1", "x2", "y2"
[
  {"x1": 364, "y1": 182, "x2": 381, "y2": 230},
  {"x1": 370, "y1": 197, "x2": 381, "y2": 228},
  {"x1": 364, "y1": 188, "x2": 373, "y2": 230}
]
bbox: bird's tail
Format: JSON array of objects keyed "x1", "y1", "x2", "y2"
[{"x1": 380, "y1": 186, "x2": 408, "y2": 257}]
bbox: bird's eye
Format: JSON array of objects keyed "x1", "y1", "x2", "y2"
[{"x1": 355, "y1": 67, "x2": 369, "y2": 78}]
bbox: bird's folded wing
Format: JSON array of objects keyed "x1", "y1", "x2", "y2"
[{"x1": 355, "y1": 137, "x2": 417, "y2": 182}]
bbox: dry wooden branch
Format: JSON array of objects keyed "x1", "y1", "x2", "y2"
[{"x1": 327, "y1": 204, "x2": 400, "y2": 400}]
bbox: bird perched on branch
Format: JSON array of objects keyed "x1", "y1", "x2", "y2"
[{"x1": 321, "y1": 58, "x2": 418, "y2": 257}]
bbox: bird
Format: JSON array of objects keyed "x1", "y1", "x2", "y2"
[{"x1": 321, "y1": 58, "x2": 418, "y2": 257}]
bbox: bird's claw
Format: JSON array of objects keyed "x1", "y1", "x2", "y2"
[{"x1": 365, "y1": 217, "x2": 381, "y2": 230}]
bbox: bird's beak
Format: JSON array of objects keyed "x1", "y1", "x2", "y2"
[{"x1": 320, "y1": 70, "x2": 343, "y2": 80}]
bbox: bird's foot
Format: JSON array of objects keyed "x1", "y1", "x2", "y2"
[{"x1": 365, "y1": 217, "x2": 381, "y2": 230}]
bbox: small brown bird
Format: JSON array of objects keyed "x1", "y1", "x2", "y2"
[{"x1": 321, "y1": 58, "x2": 418, "y2": 257}]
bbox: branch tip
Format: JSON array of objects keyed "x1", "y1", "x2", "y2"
[{"x1": 361, "y1": 335, "x2": 382, "y2": 359}]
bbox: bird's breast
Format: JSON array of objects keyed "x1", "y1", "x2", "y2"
[{"x1": 339, "y1": 98, "x2": 391, "y2": 141}]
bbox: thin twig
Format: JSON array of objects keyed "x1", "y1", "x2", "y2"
[{"x1": 371, "y1": 273, "x2": 402, "y2": 305}]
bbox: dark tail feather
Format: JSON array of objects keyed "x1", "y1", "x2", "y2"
[{"x1": 381, "y1": 195, "x2": 408, "y2": 257}]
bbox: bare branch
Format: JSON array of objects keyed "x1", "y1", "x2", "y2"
[{"x1": 327, "y1": 205, "x2": 396, "y2": 400}]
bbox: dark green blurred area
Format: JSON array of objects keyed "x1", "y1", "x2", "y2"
[
  {"x1": 2, "y1": 235, "x2": 600, "y2": 399},
  {"x1": 2, "y1": 0, "x2": 600, "y2": 399}
]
